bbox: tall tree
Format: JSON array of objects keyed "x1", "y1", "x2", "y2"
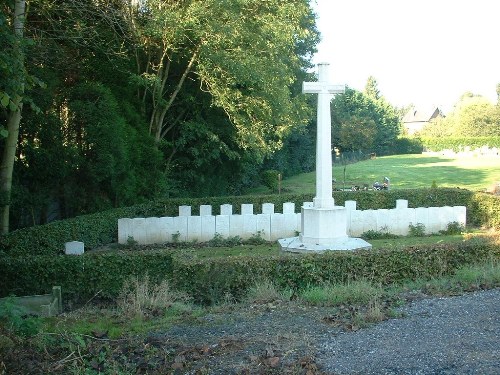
[
  {"x1": 364, "y1": 76, "x2": 380, "y2": 100},
  {"x1": 0, "y1": 0, "x2": 27, "y2": 234},
  {"x1": 331, "y1": 87, "x2": 401, "y2": 155},
  {"x1": 122, "y1": 0, "x2": 316, "y2": 155}
]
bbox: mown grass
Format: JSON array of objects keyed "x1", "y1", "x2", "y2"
[
  {"x1": 249, "y1": 154, "x2": 500, "y2": 194},
  {"x1": 170, "y1": 231, "x2": 483, "y2": 260}
]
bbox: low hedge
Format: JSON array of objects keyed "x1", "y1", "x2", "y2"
[
  {"x1": 0, "y1": 188, "x2": 499, "y2": 257},
  {"x1": 1, "y1": 238, "x2": 497, "y2": 302},
  {"x1": 0, "y1": 251, "x2": 174, "y2": 300},
  {"x1": 171, "y1": 239, "x2": 499, "y2": 304}
]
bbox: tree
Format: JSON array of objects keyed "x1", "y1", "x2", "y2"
[
  {"x1": 420, "y1": 93, "x2": 500, "y2": 137},
  {"x1": 122, "y1": 0, "x2": 316, "y2": 154},
  {"x1": 0, "y1": 0, "x2": 27, "y2": 234},
  {"x1": 331, "y1": 87, "x2": 401, "y2": 155},
  {"x1": 364, "y1": 76, "x2": 380, "y2": 100}
]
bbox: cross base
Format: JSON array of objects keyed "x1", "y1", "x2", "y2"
[{"x1": 278, "y1": 236, "x2": 372, "y2": 252}]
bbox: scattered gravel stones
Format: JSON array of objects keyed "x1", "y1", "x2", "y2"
[{"x1": 317, "y1": 288, "x2": 500, "y2": 374}]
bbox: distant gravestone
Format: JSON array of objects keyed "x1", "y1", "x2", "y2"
[{"x1": 65, "y1": 241, "x2": 84, "y2": 255}]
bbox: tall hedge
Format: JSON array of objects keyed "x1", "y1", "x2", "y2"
[{"x1": 0, "y1": 188, "x2": 499, "y2": 257}]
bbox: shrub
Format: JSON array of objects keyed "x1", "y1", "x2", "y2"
[
  {"x1": 408, "y1": 223, "x2": 426, "y2": 237},
  {"x1": 300, "y1": 279, "x2": 382, "y2": 306},
  {"x1": 118, "y1": 275, "x2": 189, "y2": 318},
  {"x1": 439, "y1": 221, "x2": 465, "y2": 235},
  {"x1": 0, "y1": 297, "x2": 42, "y2": 337},
  {"x1": 261, "y1": 170, "x2": 281, "y2": 192},
  {"x1": 245, "y1": 279, "x2": 291, "y2": 304},
  {"x1": 361, "y1": 230, "x2": 399, "y2": 240}
]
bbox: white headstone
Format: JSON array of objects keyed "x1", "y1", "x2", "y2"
[{"x1": 65, "y1": 241, "x2": 84, "y2": 255}]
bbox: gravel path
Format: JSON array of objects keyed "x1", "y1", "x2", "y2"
[
  {"x1": 317, "y1": 288, "x2": 500, "y2": 374},
  {"x1": 146, "y1": 288, "x2": 500, "y2": 374}
]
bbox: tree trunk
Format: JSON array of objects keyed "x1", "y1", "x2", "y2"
[{"x1": 0, "y1": 0, "x2": 26, "y2": 234}]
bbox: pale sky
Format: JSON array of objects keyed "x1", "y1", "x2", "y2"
[{"x1": 311, "y1": 0, "x2": 500, "y2": 113}]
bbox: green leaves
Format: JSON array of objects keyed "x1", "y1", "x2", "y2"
[{"x1": 0, "y1": 91, "x2": 10, "y2": 107}]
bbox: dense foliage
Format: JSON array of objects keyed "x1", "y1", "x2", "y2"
[
  {"x1": 0, "y1": 235, "x2": 498, "y2": 304},
  {"x1": 421, "y1": 136, "x2": 500, "y2": 153},
  {"x1": 330, "y1": 85, "x2": 402, "y2": 155},
  {"x1": 1, "y1": 188, "x2": 499, "y2": 258},
  {"x1": 419, "y1": 94, "x2": 500, "y2": 139},
  {"x1": 0, "y1": 0, "x2": 320, "y2": 230}
]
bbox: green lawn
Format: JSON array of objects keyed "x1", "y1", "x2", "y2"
[
  {"x1": 250, "y1": 154, "x2": 500, "y2": 194},
  {"x1": 171, "y1": 232, "x2": 479, "y2": 260}
]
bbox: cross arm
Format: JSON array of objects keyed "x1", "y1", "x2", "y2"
[{"x1": 303, "y1": 82, "x2": 346, "y2": 95}]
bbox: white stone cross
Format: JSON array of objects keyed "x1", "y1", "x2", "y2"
[{"x1": 303, "y1": 63, "x2": 345, "y2": 209}]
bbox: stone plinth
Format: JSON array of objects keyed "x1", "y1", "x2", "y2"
[
  {"x1": 300, "y1": 205, "x2": 347, "y2": 244},
  {"x1": 279, "y1": 205, "x2": 372, "y2": 252},
  {"x1": 278, "y1": 236, "x2": 372, "y2": 252}
]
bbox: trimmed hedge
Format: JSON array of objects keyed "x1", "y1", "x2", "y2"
[
  {"x1": 0, "y1": 251, "x2": 174, "y2": 300},
  {"x1": 421, "y1": 136, "x2": 500, "y2": 153},
  {"x1": 0, "y1": 188, "x2": 499, "y2": 257},
  {"x1": 1, "y1": 238, "x2": 498, "y2": 303}
]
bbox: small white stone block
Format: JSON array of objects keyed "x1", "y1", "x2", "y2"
[
  {"x1": 201, "y1": 215, "x2": 216, "y2": 241},
  {"x1": 145, "y1": 217, "x2": 160, "y2": 244},
  {"x1": 187, "y1": 216, "x2": 202, "y2": 241},
  {"x1": 415, "y1": 208, "x2": 430, "y2": 234},
  {"x1": 441, "y1": 206, "x2": 455, "y2": 231},
  {"x1": 179, "y1": 205, "x2": 192, "y2": 217},
  {"x1": 375, "y1": 209, "x2": 390, "y2": 232},
  {"x1": 394, "y1": 208, "x2": 415, "y2": 236},
  {"x1": 283, "y1": 213, "x2": 298, "y2": 237},
  {"x1": 361, "y1": 209, "x2": 377, "y2": 233},
  {"x1": 303, "y1": 202, "x2": 313, "y2": 209},
  {"x1": 215, "y1": 215, "x2": 230, "y2": 238},
  {"x1": 220, "y1": 204, "x2": 233, "y2": 216},
  {"x1": 65, "y1": 241, "x2": 84, "y2": 255},
  {"x1": 118, "y1": 218, "x2": 131, "y2": 244},
  {"x1": 270, "y1": 213, "x2": 286, "y2": 241},
  {"x1": 230, "y1": 215, "x2": 244, "y2": 237},
  {"x1": 262, "y1": 203, "x2": 274, "y2": 214},
  {"x1": 283, "y1": 202, "x2": 295, "y2": 214},
  {"x1": 158, "y1": 216, "x2": 174, "y2": 243},
  {"x1": 453, "y1": 206, "x2": 467, "y2": 226},
  {"x1": 257, "y1": 214, "x2": 271, "y2": 240},
  {"x1": 200, "y1": 205, "x2": 212, "y2": 216},
  {"x1": 241, "y1": 204, "x2": 254, "y2": 215},
  {"x1": 243, "y1": 214, "x2": 258, "y2": 239},
  {"x1": 344, "y1": 200, "x2": 357, "y2": 211},
  {"x1": 349, "y1": 210, "x2": 364, "y2": 237},
  {"x1": 172, "y1": 216, "x2": 188, "y2": 242},
  {"x1": 132, "y1": 218, "x2": 147, "y2": 244},
  {"x1": 427, "y1": 207, "x2": 442, "y2": 234},
  {"x1": 396, "y1": 199, "x2": 408, "y2": 209}
]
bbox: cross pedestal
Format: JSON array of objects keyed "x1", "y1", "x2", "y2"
[{"x1": 279, "y1": 63, "x2": 371, "y2": 252}]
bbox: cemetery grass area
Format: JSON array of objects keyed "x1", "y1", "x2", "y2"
[
  {"x1": 1, "y1": 232, "x2": 499, "y2": 374},
  {"x1": 118, "y1": 230, "x2": 483, "y2": 260},
  {"x1": 249, "y1": 154, "x2": 500, "y2": 194}
]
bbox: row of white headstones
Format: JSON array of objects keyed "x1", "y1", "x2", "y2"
[{"x1": 115, "y1": 200, "x2": 466, "y2": 246}]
